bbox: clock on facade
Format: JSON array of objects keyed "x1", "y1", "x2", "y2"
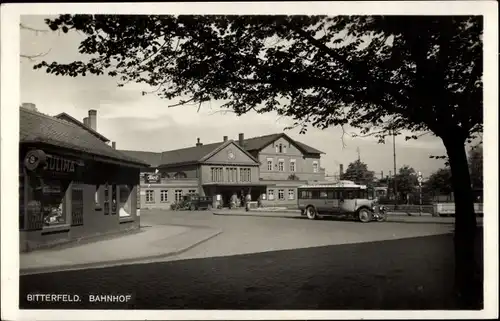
[{"x1": 227, "y1": 150, "x2": 235, "y2": 160}]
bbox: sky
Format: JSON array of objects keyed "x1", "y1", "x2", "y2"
[{"x1": 19, "y1": 14, "x2": 452, "y2": 178}]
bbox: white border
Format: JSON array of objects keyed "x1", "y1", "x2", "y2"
[{"x1": 1, "y1": 1, "x2": 498, "y2": 320}]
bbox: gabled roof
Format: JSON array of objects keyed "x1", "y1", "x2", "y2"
[
  {"x1": 119, "y1": 132, "x2": 323, "y2": 168},
  {"x1": 117, "y1": 150, "x2": 165, "y2": 168},
  {"x1": 199, "y1": 140, "x2": 260, "y2": 164},
  {"x1": 20, "y1": 108, "x2": 149, "y2": 167},
  {"x1": 54, "y1": 112, "x2": 110, "y2": 142},
  {"x1": 241, "y1": 133, "x2": 324, "y2": 154}
]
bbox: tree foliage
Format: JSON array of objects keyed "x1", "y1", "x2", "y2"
[
  {"x1": 340, "y1": 159, "x2": 375, "y2": 186},
  {"x1": 33, "y1": 14, "x2": 484, "y2": 308},
  {"x1": 395, "y1": 165, "x2": 418, "y2": 201},
  {"x1": 34, "y1": 15, "x2": 482, "y2": 142},
  {"x1": 426, "y1": 167, "x2": 453, "y2": 195}
]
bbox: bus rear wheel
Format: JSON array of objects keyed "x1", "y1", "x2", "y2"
[
  {"x1": 358, "y1": 208, "x2": 373, "y2": 223},
  {"x1": 305, "y1": 206, "x2": 317, "y2": 220}
]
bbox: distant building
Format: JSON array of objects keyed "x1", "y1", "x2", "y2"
[{"x1": 120, "y1": 133, "x2": 326, "y2": 208}]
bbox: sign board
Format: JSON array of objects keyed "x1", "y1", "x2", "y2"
[{"x1": 143, "y1": 173, "x2": 161, "y2": 184}]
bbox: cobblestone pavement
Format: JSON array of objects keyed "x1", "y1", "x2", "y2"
[
  {"x1": 139, "y1": 209, "x2": 455, "y2": 262},
  {"x1": 20, "y1": 210, "x2": 482, "y2": 310}
]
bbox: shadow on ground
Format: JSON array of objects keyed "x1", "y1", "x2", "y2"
[
  {"x1": 20, "y1": 230, "x2": 483, "y2": 310},
  {"x1": 213, "y1": 212, "x2": 461, "y2": 225}
]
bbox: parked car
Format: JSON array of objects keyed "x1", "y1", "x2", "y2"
[{"x1": 181, "y1": 194, "x2": 213, "y2": 211}]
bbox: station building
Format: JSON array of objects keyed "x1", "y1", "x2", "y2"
[
  {"x1": 19, "y1": 106, "x2": 148, "y2": 252},
  {"x1": 120, "y1": 133, "x2": 326, "y2": 209}
]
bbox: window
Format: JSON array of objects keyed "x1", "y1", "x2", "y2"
[
  {"x1": 320, "y1": 190, "x2": 328, "y2": 199},
  {"x1": 19, "y1": 167, "x2": 25, "y2": 230},
  {"x1": 94, "y1": 185, "x2": 101, "y2": 209},
  {"x1": 279, "y1": 144, "x2": 283, "y2": 153},
  {"x1": 313, "y1": 161, "x2": 319, "y2": 173},
  {"x1": 175, "y1": 190, "x2": 183, "y2": 202},
  {"x1": 40, "y1": 179, "x2": 67, "y2": 226},
  {"x1": 104, "y1": 184, "x2": 110, "y2": 214},
  {"x1": 283, "y1": 145, "x2": 287, "y2": 154},
  {"x1": 188, "y1": 189, "x2": 196, "y2": 195},
  {"x1": 146, "y1": 190, "x2": 155, "y2": 203},
  {"x1": 71, "y1": 185, "x2": 84, "y2": 226},
  {"x1": 160, "y1": 190, "x2": 168, "y2": 202},
  {"x1": 290, "y1": 160, "x2": 296, "y2": 172},
  {"x1": 275, "y1": 145, "x2": 279, "y2": 153},
  {"x1": 173, "y1": 172, "x2": 187, "y2": 179},
  {"x1": 327, "y1": 190, "x2": 336, "y2": 199},
  {"x1": 226, "y1": 168, "x2": 237, "y2": 182},
  {"x1": 240, "y1": 168, "x2": 251, "y2": 182},
  {"x1": 118, "y1": 185, "x2": 132, "y2": 217},
  {"x1": 278, "y1": 160, "x2": 284, "y2": 172},
  {"x1": 299, "y1": 189, "x2": 311, "y2": 199},
  {"x1": 267, "y1": 158, "x2": 273, "y2": 171},
  {"x1": 288, "y1": 189, "x2": 295, "y2": 200},
  {"x1": 211, "y1": 167, "x2": 223, "y2": 182},
  {"x1": 268, "y1": 189, "x2": 275, "y2": 200},
  {"x1": 111, "y1": 184, "x2": 117, "y2": 215},
  {"x1": 278, "y1": 189, "x2": 285, "y2": 200}
]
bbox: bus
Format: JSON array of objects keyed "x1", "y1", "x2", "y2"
[{"x1": 297, "y1": 181, "x2": 385, "y2": 222}]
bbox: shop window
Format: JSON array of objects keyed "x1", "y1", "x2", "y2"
[
  {"x1": 19, "y1": 167, "x2": 25, "y2": 230},
  {"x1": 288, "y1": 189, "x2": 295, "y2": 200},
  {"x1": 160, "y1": 190, "x2": 168, "y2": 202},
  {"x1": 104, "y1": 184, "x2": 110, "y2": 214},
  {"x1": 111, "y1": 184, "x2": 117, "y2": 215},
  {"x1": 175, "y1": 190, "x2": 183, "y2": 202},
  {"x1": 268, "y1": 189, "x2": 275, "y2": 201},
  {"x1": 278, "y1": 189, "x2": 285, "y2": 200},
  {"x1": 71, "y1": 185, "x2": 84, "y2": 226},
  {"x1": 146, "y1": 190, "x2": 155, "y2": 203},
  {"x1": 119, "y1": 185, "x2": 132, "y2": 217},
  {"x1": 41, "y1": 179, "x2": 67, "y2": 227},
  {"x1": 94, "y1": 185, "x2": 101, "y2": 209}
]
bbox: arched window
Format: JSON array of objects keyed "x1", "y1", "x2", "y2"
[{"x1": 173, "y1": 172, "x2": 187, "y2": 179}]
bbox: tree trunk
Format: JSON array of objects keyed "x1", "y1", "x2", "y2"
[{"x1": 442, "y1": 135, "x2": 482, "y2": 309}]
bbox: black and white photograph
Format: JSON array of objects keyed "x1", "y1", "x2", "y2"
[{"x1": 1, "y1": 1, "x2": 498, "y2": 320}]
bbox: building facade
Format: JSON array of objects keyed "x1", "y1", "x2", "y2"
[
  {"x1": 121, "y1": 133, "x2": 325, "y2": 209},
  {"x1": 19, "y1": 107, "x2": 148, "y2": 252}
]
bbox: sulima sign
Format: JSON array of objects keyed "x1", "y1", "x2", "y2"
[
  {"x1": 24, "y1": 149, "x2": 84, "y2": 174},
  {"x1": 44, "y1": 154, "x2": 83, "y2": 173}
]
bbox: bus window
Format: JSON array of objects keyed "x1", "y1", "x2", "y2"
[
  {"x1": 338, "y1": 191, "x2": 344, "y2": 200},
  {"x1": 346, "y1": 191, "x2": 354, "y2": 199},
  {"x1": 327, "y1": 190, "x2": 336, "y2": 199},
  {"x1": 320, "y1": 191, "x2": 328, "y2": 199},
  {"x1": 311, "y1": 190, "x2": 320, "y2": 199},
  {"x1": 299, "y1": 190, "x2": 311, "y2": 199}
]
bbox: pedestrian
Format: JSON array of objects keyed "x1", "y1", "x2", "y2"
[{"x1": 245, "y1": 192, "x2": 251, "y2": 212}]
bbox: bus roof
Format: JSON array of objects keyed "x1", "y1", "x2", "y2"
[{"x1": 298, "y1": 182, "x2": 367, "y2": 189}]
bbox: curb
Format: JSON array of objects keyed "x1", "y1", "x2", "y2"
[{"x1": 20, "y1": 228, "x2": 223, "y2": 276}]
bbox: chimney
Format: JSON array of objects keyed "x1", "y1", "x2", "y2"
[
  {"x1": 238, "y1": 133, "x2": 244, "y2": 146},
  {"x1": 112, "y1": 141, "x2": 116, "y2": 149},
  {"x1": 196, "y1": 138, "x2": 203, "y2": 147},
  {"x1": 223, "y1": 136, "x2": 228, "y2": 142},
  {"x1": 381, "y1": 171, "x2": 384, "y2": 179},
  {"x1": 339, "y1": 164, "x2": 344, "y2": 177},
  {"x1": 21, "y1": 102, "x2": 37, "y2": 111},
  {"x1": 83, "y1": 117, "x2": 90, "y2": 127},
  {"x1": 88, "y1": 109, "x2": 97, "y2": 131}
]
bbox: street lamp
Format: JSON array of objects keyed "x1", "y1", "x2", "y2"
[{"x1": 417, "y1": 171, "x2": 423, "y2": 216}]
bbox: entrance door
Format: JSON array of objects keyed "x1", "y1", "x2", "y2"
[
  {"x1": 324, "y1": 189, "x2": 340, "y2": 214},
  {"x1": 339, "y1": 189, "x2": 357, "y2": 214}
]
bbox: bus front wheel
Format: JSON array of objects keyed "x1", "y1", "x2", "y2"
[
  {"x1": 305, "y1": 206, "x2": 317, "y2": 220},
  {"x1": 358, "y1": 208, "x2": 373, "y2": 223}
]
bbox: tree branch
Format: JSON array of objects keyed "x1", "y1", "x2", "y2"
[{"x1": 20, "y1": 49, "x2": 52, "y2": 61}]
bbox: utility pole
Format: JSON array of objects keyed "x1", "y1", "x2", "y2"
[
  {"x1": 418, "y1": 171, "x2": 423, "y2": 216},
  {"x1": 393, "y1": 130, "x2": 398, "y2": 209}
]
